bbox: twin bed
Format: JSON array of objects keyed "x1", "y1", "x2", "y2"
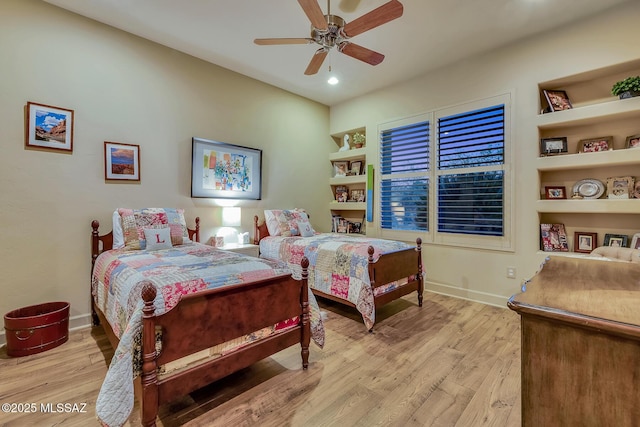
[
  {"x1": 254, "y1": 210, "x2": 424, "y2": 331},
  {"x1": 91, "y1": 207, "x2": 424, "y2": 426},
  {"x1": 90, "y1": 208, "x2": 323, "y2": 427}
]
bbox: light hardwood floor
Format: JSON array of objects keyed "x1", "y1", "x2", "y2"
[{"x1": 0, "y1": 292, "x2": 521, "y2": 426}]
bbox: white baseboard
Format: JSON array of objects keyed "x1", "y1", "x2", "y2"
[
  {"x1": 424, "y1": 280, "x2": 510, "y2": 309},
  {"x1": 0, "y1": 313, "x2": 93, "y2": 349}
]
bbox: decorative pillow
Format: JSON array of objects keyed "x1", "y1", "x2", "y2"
[
  {"x1": 118, "y1": 208, "x2": 190, "y2": 250},
  {"x1": 276, "y1": 210, "x2": 314, "y2": 237},
  {"x1": 264, "y1": 209, "x2": 283, "y2": 236},
  {"x1": 297, "y1": 219, "x2": 315, "y2": 237},
  {"x1": 143, "y1": 227, "x2": 173, "y2": 251}
]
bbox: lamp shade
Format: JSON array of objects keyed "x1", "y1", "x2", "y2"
[{"x1": 222, "y1": 207, "x2": 241, "y2": 227}]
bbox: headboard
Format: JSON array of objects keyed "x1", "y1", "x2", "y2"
[{"x1": 91, "y1": 217, "x2": 200, "y2": 267}]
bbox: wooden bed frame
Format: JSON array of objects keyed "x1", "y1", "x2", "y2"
[
  {"x1": 91, "y1": 217, "x2": 311, "y2": 427},
  {"x1": 253, "y1": 215, "x2": 424, "y2": 324}
]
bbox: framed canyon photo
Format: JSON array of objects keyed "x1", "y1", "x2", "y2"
[
  {"x1": 25, "y1": 102, "x2": 74, "y2": 153},
  {"x1": 104, "y1": 141, "x2": 140, "y2": 181}
]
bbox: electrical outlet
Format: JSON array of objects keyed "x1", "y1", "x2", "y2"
[{"x1": 506, "y1": 267, "x2": 516, "y2": 279}]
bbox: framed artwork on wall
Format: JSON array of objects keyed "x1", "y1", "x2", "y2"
[
  {"x1": 25, "y1": 101, "x2": 74, "y2": 153},
  {"x1": 104, "y1": 141, "x2": 140, "y2": 181},
  {"x1": 191, "y1": 137, "x2": 262, "y2": 199}
]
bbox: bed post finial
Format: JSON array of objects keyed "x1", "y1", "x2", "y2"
[
  {"x1": 140, "y1": 281, "x2": 159, "y2": 427},
  {"x1": 194, "y1": 217, "x2": 200, "y2": 242}
]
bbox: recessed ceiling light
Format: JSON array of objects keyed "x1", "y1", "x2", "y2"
[{"x1": 328, "y1": 76, "x2": 339, "y2": 85}]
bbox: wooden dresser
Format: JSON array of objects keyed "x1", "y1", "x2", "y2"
[{"x1": 508, "y1": 256, "x2": 640, "y2": 426}]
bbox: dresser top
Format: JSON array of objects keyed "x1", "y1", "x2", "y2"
[{"x1": 508, "y1": 255, "x2": 640, "y2": 331}]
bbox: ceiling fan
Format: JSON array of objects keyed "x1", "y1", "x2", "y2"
[{"x1": 254, "y1": 0, "x2": 404, "y2": 75}]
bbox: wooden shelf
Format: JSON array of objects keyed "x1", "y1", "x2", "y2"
[
  {"x1": 329, "y1": 147, "x2": 366, "y2": 162},
  {"x1": 330, "y1": 175, "x2": 366, "y2": 185},
  {"x1": 329, "y1": 202, "x2": 366, "y2": 210},
  {"x1": 537, "y1": 96, "x2": 640, "y2": 130},
  {"x1": 537, "y1": 148, "x2": 640, "y2": 171},
  {"x1": 537, "y1": 199, "x2": 640, "y2": 214}
]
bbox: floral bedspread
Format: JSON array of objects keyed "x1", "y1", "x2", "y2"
[
  {"x1": 259, "y1": 234, "x2": 414, "y2": 330},
  {"x1": 92, "y1": 243, "x2": 324, "y2": 427}
]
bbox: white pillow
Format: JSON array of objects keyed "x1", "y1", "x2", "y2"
[
  {"x1": 264, "y1": 210, "x2": 282, "y2": 236},
  {"x1": 112, "y1": 210, "x2": 124, "y2": 249},
  {"x1": 143, "y1": 227, "x2": 173, "y2": 251}
]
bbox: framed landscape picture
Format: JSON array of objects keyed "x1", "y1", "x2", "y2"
[
  {"x1": 26, "y1": 102, "x2": 74, "y2": 153},
  {"x1": 104, "y1": 142, "x2": 140, "y2": 181}
]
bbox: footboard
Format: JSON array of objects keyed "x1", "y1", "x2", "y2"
[
  {"x1": 138, "y1": 260, "x2": 310, "y2": 427},
  {"x1": 368, "y1": 237, "x2": 423, "y2": 308}
]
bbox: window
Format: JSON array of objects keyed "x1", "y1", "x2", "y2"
[
  {"x1": 378, "y1": 95, "x2": 511, "y2": 250},
  {"x1": 379, "y1": 119, "x2": 429, "y2": 232},
  {"x1": 437, "y1": 104, "x2": 505, "y2": 237}
]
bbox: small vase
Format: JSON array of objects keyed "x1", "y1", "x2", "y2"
[
  {"x1": 354, "y1": 143, "x2": 363, "y2": 149},
  {"x1": 619, "y1": 90, "x2": 640, "y2": 99}
]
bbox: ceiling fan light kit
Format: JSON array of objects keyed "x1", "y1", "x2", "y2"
[{"x1": 254, "y1": 0, "x2": 403, "y2": 76}]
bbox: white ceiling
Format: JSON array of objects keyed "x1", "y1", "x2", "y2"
[{"x1": 44, "y1": 0, "x2": 630, "y2": 106}]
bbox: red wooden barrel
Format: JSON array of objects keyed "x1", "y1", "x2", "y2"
[{"x1": 4, "y1": 302, "x2": 69, "y2": 357}]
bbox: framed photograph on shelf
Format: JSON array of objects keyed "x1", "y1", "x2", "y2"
[
  {"x1": 606, "y1": 176, "x2": 634, "y2": 199},
  {"x1": 349, "y1": 189, "x2": 365, "y2": 202},
  {"x1": 543, "y1": 89, "x2": 572, "y2": 112},
  {"x1": 540, "y1": 137, "x2": 568, "y2": 155},
  {"x1": 631, "y1": 233, "x2": 640, "y2": 249},
  {"x1": 335, "y1": 185, "x2": 349, "y2": 202},
  {"x1": 544, "y1": 186, "x2": 566, "y2": 199},
  {"x1": 579, "y1": 136, "x2": 612, "y2": 153},
  {"x1": 540, "y1": 223, "x2": 569, "y2": 252},
  {"x1": 191, "y1": 137, "x2": 262, "y2": 199},
  {"x1": 603, "y1": 233, "x2": 628, "y2": 248},
  {"x1": 332, "y1": 161, "x2": 349, "y2": 177},
  {"x1": 349, "y1": 160, "x2": 363, "y2": 176},
  {"x1": 625, "y1": 134, "x2": 640, "y2": 149},
  {"x1": 574, "y1": 232, "x2": 597, "y2": 253},
  {"x1": 25, "y1": 101, "x2": 74, "y2": 152},
  {"x1": 104, "y1": 141, "x2": 140, "y2": 181}
]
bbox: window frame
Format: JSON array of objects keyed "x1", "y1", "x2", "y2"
[{"x1": 376, "y1": 93, "x2": 513, "y2": 251}]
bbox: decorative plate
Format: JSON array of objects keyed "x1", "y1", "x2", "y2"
[{"x1": 572, "y1": 179, "x2": 605, "y2": 199}]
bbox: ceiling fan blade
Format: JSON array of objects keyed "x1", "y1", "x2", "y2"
[
  {"x1": 298, "y1": 0, "x2": 329, "y2": 31},
  {"x1": 304, "y1": 48, "x2": 329, "y2": 75},
  {"x1": 338, "y1": 0, "x2": 361, "y2": 13},
  {"x1": 254, "y1": 38, "x2": 314, "y2": 45},
  {"x1": 342, "y1": 0, "x2": 403, "y2": 38},
  {"x1": 338, "y1": 42, "x2": 384, "y2": 66}
]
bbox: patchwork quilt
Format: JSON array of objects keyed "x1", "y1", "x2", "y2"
[
  {"x1": 92, "y1": 243, "x2": 324, "y2": 427},
  {"x1": 259, "y1": 233, "x2": 414, "y2": 330}
]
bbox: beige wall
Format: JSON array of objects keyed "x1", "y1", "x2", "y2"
[
  {"x1": 0, "y1": 0, "x2": 332, "y2": 339},
  {"x1": 330, "y1": 1, "x2": 640, "y2": 306}
]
